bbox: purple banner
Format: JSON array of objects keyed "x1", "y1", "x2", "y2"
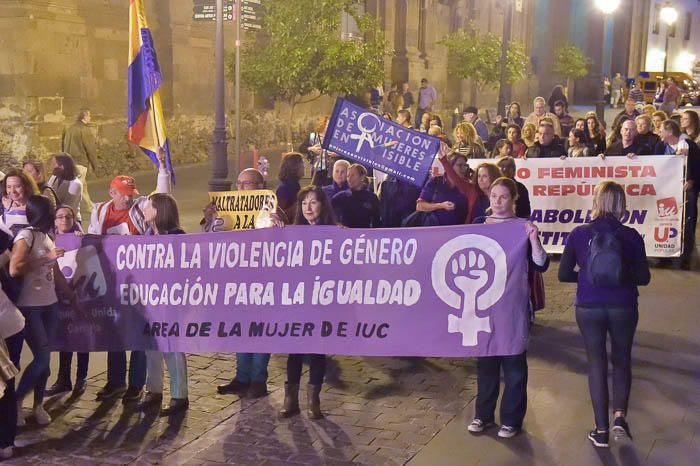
[
  {"x1": 53, "y1": 222, "x2": 530, "y2": 357},
  {"x1": 322, "y1": 98, "x2": 438, "y2": 187}
]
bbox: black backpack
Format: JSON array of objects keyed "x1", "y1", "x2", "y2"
[{"x1": 586, "y1": 226, "x2": 624, "y2": 286}]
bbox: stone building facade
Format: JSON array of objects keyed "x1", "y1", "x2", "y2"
[{"x1": 0, "y1": 0, "x2": 549, "y2": 176}]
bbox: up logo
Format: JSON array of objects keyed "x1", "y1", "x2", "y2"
[
  {"x1": 654, "y1": 227, "x2": 678, "y2": 242},
  {"x1": 57, "y1": 246, "x2": 108, "y2": 300},
  {"x1": 431, "y1": 235, "x2": 507, "y2": 347}
]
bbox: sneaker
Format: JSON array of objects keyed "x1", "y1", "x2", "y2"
[
  {"x1": 588, "y1": 429, "x2": 609, "y2": 448},
  {"x1": 497, "y1": 425, "x2": 519, "y2": 439},
  {"x1": 612, "y1": 417, "x2": 633, "y2": 440},
  {"x1": 0, "y1": 446, "x2": 13, "y2": 459},
  {"x1": 121, "y1": 387, "x2": 143, "y2": 404},
  {"x1": 33, "y1": 406, "x2": 52, "y2": 426},
  {"x1": 96, "y1": 384, "x2": 126, "y2": 400},
  {"x1": 45, "y1": 381, "x2": 72, "y2": 397},
  {"x1": 467, "y1": 418, "x2": 493, "y2": 433}
]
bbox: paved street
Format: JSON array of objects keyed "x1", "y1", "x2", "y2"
[
  {"x1": 7, "y1": 256, "x2": 699, "y2": 465},
  {"x1": 9, "y1": 135, "x2": 700, "y2": 465}
]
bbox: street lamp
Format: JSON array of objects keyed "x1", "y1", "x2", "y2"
[
  {"x1": 660, "y1": 4, "x2": 678, "y2": 78},
  {"x1": 594, "y1": 0, "x2": 621, "y2": 122}
]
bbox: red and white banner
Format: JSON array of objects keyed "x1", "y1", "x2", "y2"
[{"x1": 515, "y1": 155, "x2": 686, "y2": 257}]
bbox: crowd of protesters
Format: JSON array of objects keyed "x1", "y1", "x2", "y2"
[{"x1": 0, "y1": 78, "x2": 698, "y2": 460}]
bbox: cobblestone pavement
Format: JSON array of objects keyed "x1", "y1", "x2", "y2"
[
  {"x1": 6, "y1": 260, "x2": 698, "y2": 465},
  {"x1": 6, "y1": 344, "x2": 477, "y2": 465}
]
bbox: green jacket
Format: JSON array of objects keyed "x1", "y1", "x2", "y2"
[{"x1": 62, "y1": 122, "x2": 97, "y2": 169}]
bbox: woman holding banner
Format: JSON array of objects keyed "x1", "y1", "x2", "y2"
[
  {"x1": 10, "y1": 195, "x2": 74, "y2": 427},
  {"x1": 45, "y1": 205, "x2": 89, "y2": 397},
  {"x1": 467, "y1": 177, "x2": 549, "y2": 439},
  {"x1": 138, "y1": 193, "x2": 189, "y2": 416},
  {"x1": 558, "y1": 181, "x2": 650, "y2": 448},
  {"x1": 279, "y1": 185, "x2": 336, "y2": 420}
]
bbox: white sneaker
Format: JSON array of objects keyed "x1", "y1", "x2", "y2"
[
  {"x1": 467, "y1": 418, "x2": 493, "y2": 433},
  {"x1": 33, "y1": 406, "x2": 52, "y2": 426},
  {"x1": 0, "y1": 446, "x2": 13, "y2": 459},
  {"x1": 497, "y1": 425, "x2": 519, "y2": 438}
]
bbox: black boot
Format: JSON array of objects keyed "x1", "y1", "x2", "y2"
[
  {"x1": 278, "y1": 383, "x2": 300, "y2": 418},
  {"x1": 307, "y1": 384, "x2": 323, "y2": 420}
]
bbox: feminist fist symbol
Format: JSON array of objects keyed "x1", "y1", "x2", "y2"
[
  {"x1": 448, "y1": 251, "x2": 491, "y2": 346},
  {"x1": 431, "y1": 235, "x2": 507, "y2": 347}
]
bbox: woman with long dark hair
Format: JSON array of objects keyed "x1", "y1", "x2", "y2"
[
  {"x1": 138, "y1": 193, "x2": 189, "y2": 416},
  {"x1": 559, "y1": 181, "x2": 650, "y2": 448},
  {"x1": 279, "y1": 186, "x2": 336, "y2": 420},
  {"x1": 585, "y1": 114, "x2": 607, "y2": 154},
  {"x1": 10, "y1": 195, "x2": 73, "y2": 426},
  {"x1": 47, "y1": 153, "x2": 83, "y2": 223}
]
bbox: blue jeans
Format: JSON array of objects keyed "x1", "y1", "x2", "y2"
[
  {"x1": 0, "y1": 331, "x2": 23, "y2": 448},
  {"x1": 16, "y1": 305, "x2": 57, "y2": 406},
  {"x1": 235, "y1": 353, "x2": 270, "y2": 383},
  {"x1": 107, "y1": 351, "x2": 146, "y2": 389}
]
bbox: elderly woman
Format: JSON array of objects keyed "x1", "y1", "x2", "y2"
[{"x1": 279, "y1": 186, "x2": 338, "y2": 420}]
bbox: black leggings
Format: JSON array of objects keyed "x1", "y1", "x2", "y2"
[
  {"x1": 576, "y1": 306, "x2": 638, "y2": 430},
  {"x1": 287, "y1": 354, "x2": 326, "y2": 385}
]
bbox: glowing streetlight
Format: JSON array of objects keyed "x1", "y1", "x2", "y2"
[
  {"x1": 660, "y1": 5, "x2": 678, "y2": 25},
  {"x1": 595, "y1": 0, "x2": 621, "y2": 15},
  {"x1": 660, "y1": 4, "x2": 678, "y2": 77},
  {"x1": 594, "y1": 0, "x2": 621, "y2": 121}
]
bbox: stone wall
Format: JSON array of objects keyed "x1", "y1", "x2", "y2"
[{"x1": 0, "y1": 0, "x2": 543, "y2": 177}]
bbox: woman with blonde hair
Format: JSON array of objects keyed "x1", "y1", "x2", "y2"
[
  {"x1": 453, "y1": 122, "x2": 486, "y2": 159},
  {"x1": 559, "y1": 181, "x2": 650, "y2": 448},
  {"x1": 520, "y1": 123, "x2": 537, "y2": 149},
  {"x1": 651, "y1": 110, "x2": 668, "y2": 135}
]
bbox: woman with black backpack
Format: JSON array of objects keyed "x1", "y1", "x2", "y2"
[{"x1": 558, "y1": 181, "x2": 651, "y2": 448}]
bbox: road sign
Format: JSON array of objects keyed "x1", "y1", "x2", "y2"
[
  {"x1": 241, "y1": 0, "x2": 263, "y2": 31},
  {"x1": 193, "y1": 0, "x2": 234, "y2": 22}
]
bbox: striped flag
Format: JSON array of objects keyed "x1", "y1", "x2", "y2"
[{"x1": 127, "y1": 0, "x2": 174, "y2": 181}]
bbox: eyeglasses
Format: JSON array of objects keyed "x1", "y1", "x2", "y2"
[{"x1": 56, "y1": 215, "x2": 74, "y2": 220}]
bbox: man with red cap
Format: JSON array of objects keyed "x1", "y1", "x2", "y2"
[{"x1": 89, "y1": 150, "x2": 170, "y2": 402}]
